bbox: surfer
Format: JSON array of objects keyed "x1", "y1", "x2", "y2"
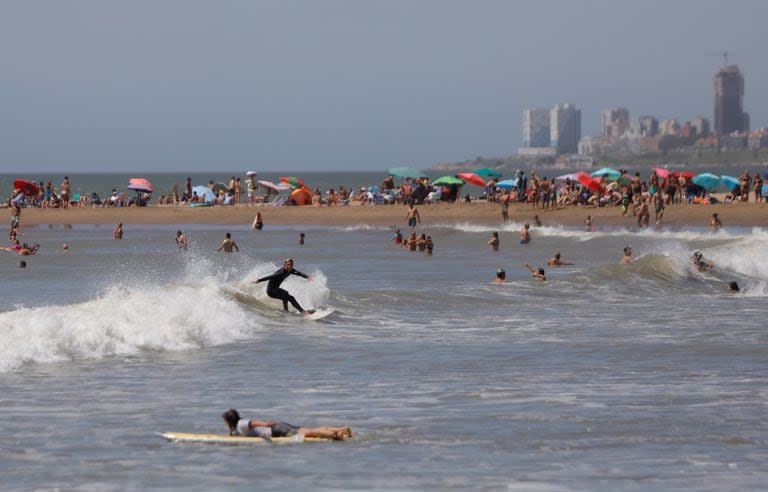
[
  {"x1": 523, "y1": 263, "x2": 546, "y2": 281},
  {"x1": 547, "y1": 252, "x2": 573, "y2": 266},
  {"x1": 492, "y1": 268, "x2": 506, "y2": 284},
  {"x1": 222, "y1": 409, "x2": 351, "y2": 441},
  {"x1": 692, "y1": 251, "x2": 714, "y2": 272},
  {"x1": 254, "y1": 258, "x2": 313, "y2": 314},
  {"x1": 217, "y1": 232, "x2": 239, "y2": 253}
]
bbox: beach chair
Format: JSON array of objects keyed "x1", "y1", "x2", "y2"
[{"x1": 268, "y1": 196, "x2": 289, "y2": 207}]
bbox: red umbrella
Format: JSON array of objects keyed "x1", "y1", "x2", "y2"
[
  {"x1": 576, "y1": 172, "x2": 602, "y2": 192},
  {"x1": 672, "y1": 171, "x2": 694, "y2": 179},
  {"x1": 280, "y1": 176, "x2": 306, "y2": 189},
  {"x1": 456, "y1": 172, "x2": 486, "y2": 187},
  {"x1": 653, "y1": 168, "x2": 670, "y2": 179},
  {"x1": 13, "y1": 179, "x2": 39, "y2": 197},
  {"x1": 127, "y1": 178, "x2": 154, "y2": 193}
]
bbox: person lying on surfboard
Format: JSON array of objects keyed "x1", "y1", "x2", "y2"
[
  {"x1": 254, "y1": 258, "x2": 314, "y2": 315},
  {"x1": 222, "y1": 409, "x2": 352, "y2": 441}
]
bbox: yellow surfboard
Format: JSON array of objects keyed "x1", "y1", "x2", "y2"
[{"x1": 161, "y1": 432, "x2": 330, "y2": 444}]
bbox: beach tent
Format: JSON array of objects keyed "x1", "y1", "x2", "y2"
[
  {"x1": 474, "y1": 168, "x2": 502, "y2": 178},
  {"x1": 386, "y1": 167, "x2": 426, "y2": 179},
  {"x1": 191, "y1": 185, "x2": 216, "y2": 202}
]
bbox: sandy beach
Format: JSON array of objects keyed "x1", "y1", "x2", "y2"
[{"x1": 14, "y1": 201, "x2": 768, "y2": 227}]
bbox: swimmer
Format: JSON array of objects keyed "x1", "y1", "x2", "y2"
[
  {"x1": 710, "y1": 213, "x2": 722, "y2": 233},
  {"x1": 692, "y1": 251, "x2": 713, "y2": 272},
  {"x1": 547, "y1": 252, "x2": 573, "y2": 266},
  {"x1": 253, "y1": 258, "x2": 313, "y2": 314},
  {"x1": 425, "y1": 236, "x2": 433, "y2": 255},
  {"x1": 113, "y1": 223, "x2": 123, "y2": 240},
  {"x1": 492, "y1": 268, "x2": 506, "y2": 284},
  {"x1": 252, "y1": 212, "x2": 264, "y2": 231},
  {"x1": 402, "y1": 230, "x2": 418, "y2": 252},
  {"x1": 18, "y1": 260, "x2": 26, "y2": 268},
  {"x1": 523, "y1": 263, "x2": 546, "y2": 281},
  {"x1": 520, "y1": 224, "x2": 531, "y2": 245},
  {"x1": 620, "y1": 246, "x2": 633, "y2": 264},
  {"x1": 488, "y1": 232, "x2": 499, "y2": 252},
  {"x1": 729, "y1": 281, "x2": 740, "y2": 292},
  {"x1": 392, "y1": 228, "x2": 403, "y2": 245},
  {"x1": 175, "y1": 230, "x2": 188, "y2": 250},
  {"x1": 299, "y1": 232, "x2": 305, "y2": 245},
  {"x1": 217, "y1": 232, "x2": 240, "y2": 253},
  {"x1": 62, "y1": 243, "x2": 69, "y2": 253}
]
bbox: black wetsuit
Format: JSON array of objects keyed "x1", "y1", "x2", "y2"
[{"x1": 256, "y1": 267, "x2": 309, "y2": 312}]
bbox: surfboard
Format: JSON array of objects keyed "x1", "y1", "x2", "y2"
[
  {"x1": 161, "y1": 432, "x2": 329, "y2": 444},
  {"x1": 303, "y1": 308, "x2": 335, "y2": 321}
]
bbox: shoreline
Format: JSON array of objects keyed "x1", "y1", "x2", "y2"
[{"x1": 12, "y1": 202, "x2": 768, "y2": 227}]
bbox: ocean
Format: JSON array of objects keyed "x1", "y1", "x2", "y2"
[{"x1": 1, "y1": 171, "x2": 767, "y2": 490}]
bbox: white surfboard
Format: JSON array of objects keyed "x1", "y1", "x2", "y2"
[
  {"x1": 161, "y1": 432, "x2": 328, "y2": 444},
  {"x1": 303, "y1": 308, "x2": 335, "y2": 321}
]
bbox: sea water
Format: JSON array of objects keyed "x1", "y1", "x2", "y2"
[{"x1": 1, "y1": 218, "x2": 767, "y2": 490}]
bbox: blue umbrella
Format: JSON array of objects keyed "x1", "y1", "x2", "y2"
[
  {"x1": 474, "y1": 167, "x2": 502, "y2": 178},
  {"x1": 191, "y1": 185, "x2": 216, "y2": 202},
  {"x1": 590, "y1": 167, "x2": 620, "y2": 179},
  {"x1": 386, "y1": 167, "x2": 426, "y2": 179},
  {"x1": 496, "y1": 179, "x2": 518, "y2": 189},
  {"x1": 721, "y1": 175, "x2": 740, "y2": 191},
  {"x1": 691, "y1": 173, "x2": 721, "y2": 190}
]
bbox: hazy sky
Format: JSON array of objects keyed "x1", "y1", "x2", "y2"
[{"x1": 0, "y1": 0, "x2": 765, "y2": 172}]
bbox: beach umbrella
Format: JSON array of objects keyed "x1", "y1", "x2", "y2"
[
  {"x1": 258, "y1": 180, "x2": 291, "y2": 192},
  {"x1": 456, "y1": 172, "x2": 486, "y2": 187},
  {"x1": 386, "y1": 167, "x2": 426, "y2": 179},
  {"x1": 289, "y1": 187, "x2": 312, "y2": 205},
  {"x1": 280, "y1": 176, "x2": 306, "y2": 189},
  {"x1": 191, "y1": 185, "x2": 216, "y2": 202},
  {"x1": 245, "y1": 170, "x2": 257, "y2": 176},
  {"x1": 721, "y1": 175, "x2": 740, "y2": 191},
  {"x1": 590, "y1": 167, "x2": 620, "y2": 179},
  {"x1": 673, "y1": 171, "x2": 695, "y2": 179},
  {"x1": 691, "y1": 173, "x2": 721, "y2": 190},
  {"x1": 212, "y1": 182, "x2": 228, "y2": 194},
  {"x1": 474, "y1": 167, "x2": 502, "y2": 178},
  {"x1": 495, "y1": 179, "x2": 518, "y2": 189},
  {"x1": 127, "y1": 178, "x2": 153, "y2": 193},
  {"x1": 577, "y1": 172, "x2": 602, "y2": 192},
  {"x1": 12, "y1": 179, "x2": 39, "y2": 197},
  {"x1": 555, "y1": 173, "x2": 579, "y2": 181},
  {"x1": 432, "y1": 175, "x2": 464, "y2": 186},
  {"x1": 653, "y1": 167, "x2": 670, "y2": 179}
]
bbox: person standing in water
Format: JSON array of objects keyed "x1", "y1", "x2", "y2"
[
  {"x1": 523, "y1": 263, "x2": 546, "y2": 281},
  {"x1": 584, "y1": 215, "x2": 593, "y2": 232},
  {"x1": 299, "y1": 232, "x2": 305, "y2": 245},
  {"x1": 620, "y1": 246, "x2": 633, "y2": 264},
  {"x1": 492, "y1": 268, "x2": 506, "y2": 284},
  {"x1": 217, "y1": 232, "x2": 239, "y2": 253},
  {"x1": 175, "y1": 230, "x2": 188, "y2": 250},
  {"x1": 113, "y1": 223, "x2": 123, "y2": 240},
  {"x1": 254, "y1": 258, "x2": 313, "y2": 314},
  {"x1": 404, "y1": 203, "x2": 421, "y2": 228},
  {"x1": 547, "y1": 252, "x2": 573, "y2": 266},
  {"x1": 488, "y1": 232, "x2": 500, "y2": 252},
  {"x1": 710, "y1": 213, "x2": 722, "y2": 233},
  {"x1": 520, "y1": 224, "x2": 531, "y2": 245},
  {"x1": 252, "y1": 212, "x2": 264, "y2": 230}
]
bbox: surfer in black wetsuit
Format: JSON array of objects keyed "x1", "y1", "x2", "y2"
[{"x1": 254, "y1": 258, "x2": 313, "y2": 314}]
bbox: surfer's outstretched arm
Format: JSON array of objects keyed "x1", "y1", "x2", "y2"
[{"x1": 291, "y1": 269, "x2": 310, "y2": 280}]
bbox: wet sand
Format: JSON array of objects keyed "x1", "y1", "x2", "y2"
[{"x1": 15, "y1": 202, "x2": 768, "y2": 227}]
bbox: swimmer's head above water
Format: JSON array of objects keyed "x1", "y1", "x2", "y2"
[{"x1": 496, "y1": 269, "x2": 506, "y2": 279}]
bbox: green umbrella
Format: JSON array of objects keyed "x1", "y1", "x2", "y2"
[
  {"x1": 387, "y1": 167, "x2": 426, "y2": 179},
  {"x1": 432, "y1": 175, "x2": 465, "y2": 186},
  {"x1": 474, "y1": 167, "x2": 502, "y2": 178}
]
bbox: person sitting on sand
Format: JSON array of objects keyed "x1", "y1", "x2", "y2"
[
  {"x1": 547, "y1": 252, "x2": 573, "y2": 266},
  {"x1": 217, "y1": 232, "x2": 239, "y2": 253},
  {"x1": 692, "y1": 251, "x2": 714, "y2": 272},
  {"x1": 620, "y1": 246, "x2": 633, "y2": 264},
  {"x1": 222, "y1": 409, "x2": 351, "y2": 441},
  {"x1": 524, "y1": 263, "x2": 546, "y2": 281}
]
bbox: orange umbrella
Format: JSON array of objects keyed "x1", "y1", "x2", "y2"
[{"x1": 456, "y1": 173, "x2": 486, "y2": 187}]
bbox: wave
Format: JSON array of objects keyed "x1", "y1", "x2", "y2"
[{"x1": 0, "y1": 259, "x2": 331, "y2": 372}]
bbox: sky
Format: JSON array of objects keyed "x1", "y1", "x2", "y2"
[{"x1": 0, "y1": 0, "x2": 765, "y2": 172}]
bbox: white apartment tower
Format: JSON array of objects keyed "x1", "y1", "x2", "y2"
[
  {"x1": 522, "y1": 108, "x2": 551, "y2": 147},
  {"x1": 550, "y1": 103, "x2": 581, "y2": 154}
]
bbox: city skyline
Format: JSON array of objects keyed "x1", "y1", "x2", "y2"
[{"x1": 0, "y1": 0, "x2": 766, "y2": 172}]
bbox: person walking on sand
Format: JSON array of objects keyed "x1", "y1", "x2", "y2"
[
  {"x1": 520, "y1": 223, "x2": 531, "y2": 245},
  {"x1": 60, "y1": 176, "x2": 71, "y2": 208},
  {"x1": 710, "y1": 213, "x2": 722, "y2": 233},
  {"x1": 217, "y1": 232, "x2": 239, "y2": 253},
  {"x1": 252, "y1": 212, "x2": 264, "y2": 230},
  {"x1": 254, "y1": 258, "x2": 313, "y2": 314},
  {"x1": 175, "y1": 230, "x2": 188, "y2": 250},
  {"x1": 501, "y1": 194, "x2": 510, "y2": 223},
  {"x1": 488, "y1": 232, "x2": 500, "y2": 252},
  {"x1": 404, "y1": 203, "x2": 421, "y2": 228},
  {"x1": 113, "y1": 223, "x2": 123, "y2": 240}
]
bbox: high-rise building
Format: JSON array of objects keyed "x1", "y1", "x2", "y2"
[
  {"x1": 689, "y1": 116, "x2": 710, "y2": 137},
  {"x1": 550, "y1": 103, "x2": 581, "y2": 154},
  {"x1": 714, "y1": 65, "x2": 749, "y2": 135},
  {"x1": 602, "y1": 108, "x2": 629, "y2": 138},
  {"x1": 659, "y1": 119, "x2": 680, "y2": 136},
  {"x1": 629, "y1": 115, "x2": 658, "y2": 137},
  {"x1": 522, "y1": 108, "x2": 551, "y2": 147}
]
